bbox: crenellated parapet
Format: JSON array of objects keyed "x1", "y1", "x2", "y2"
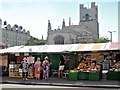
[
  {"x1": 0, "y1": 19, "x2": 30, "y2": 35},
  {"x1": 79, "y1": 2, "x2": 98, "y2": 22}
]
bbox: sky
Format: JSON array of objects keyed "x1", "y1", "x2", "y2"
[{"x1": 0, "y1": 0, "x2": 119, "y2": 42}]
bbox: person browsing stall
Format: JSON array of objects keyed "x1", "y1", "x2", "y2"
[
  {"x1": 58, "y1": 55, "x2": 65, "y2": 78},
  {"x1": 42, "y1": 56, "x2": 50, "y2": 80},
  {"x1": 34, "y1": 57, "x2": 42, "y2": 80},
  {"x1": 21, "y1": 57, "x2": 29, "y2": 81}
]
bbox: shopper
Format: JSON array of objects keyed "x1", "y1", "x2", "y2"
[
  {"x1": 58, "y1": 55, "x2": 65, "y2": 78},
  {"x1": 42, "y1": 56, "x2": 50, "y2": 80},
  {"x1": 34, "y1": 57, "x2": 42, "y2": 80},
  {"x1": 21, "y1": 57, "x2": 29, "y2": 81}
]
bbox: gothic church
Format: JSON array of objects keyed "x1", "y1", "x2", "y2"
[{"x1": 47, "y1": 2, "x2": 99, "y2": 44}]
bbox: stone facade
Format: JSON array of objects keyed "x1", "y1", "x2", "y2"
[
  {"x1": 0, "y1": 19, "x2": 31, "y2": 47},
  {"x1": 47, "y1": 2, "x2": 99, "y2": 45}
]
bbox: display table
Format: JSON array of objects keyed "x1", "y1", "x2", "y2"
[
  {"x1": 106, "y1": 71, "x2": 120, "y2": 80},
  {"x1": 68, "y1": 71, "x2": 78, "y2": 81},
  {"x1": 78, "y1": 71, "x2": 89, "y2": 80},
  {"x1": 89, "y1": 71, "x2": 100, "y2": 81},
  {"x1": 9, "y1": 64, "x2": 33, "y2": 78}
]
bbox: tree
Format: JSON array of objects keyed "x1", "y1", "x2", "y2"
[
  {"x1": 96, "y1": 37, "x2": 110, "y2": 43},
  {"x1": 25, "y1": 36, "x2": 45, "y2": 45}
]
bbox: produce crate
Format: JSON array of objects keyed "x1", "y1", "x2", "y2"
[
  {"x1": 89, "y1": 71, "x2": 100, "y2": 81},
  {"x1": 78, "y1": 71, "x2": 89, "y2": 80},
  {"x1": 68, "y1": 71, "x2": 78, "y2": 81},
  {"x1": 106, "y1": 71, "x2": 120, "y2": 80}
]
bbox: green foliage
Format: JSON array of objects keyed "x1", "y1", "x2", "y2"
[
  {"x1": 96, "y1": 37, "x2": 110, "y2": 43},
  {"x1": 25, "y1": 36, "x2": 45, "y2": 45}
]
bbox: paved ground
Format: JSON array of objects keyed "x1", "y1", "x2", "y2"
[
  {"x1": 1, "y1": 84, "x2": 120, "y2": 90},
  {"x1": 1, "y1": 76, "x2": 120, "y2": 88}
]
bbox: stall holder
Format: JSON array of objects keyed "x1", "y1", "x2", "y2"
[{"x1": 106, "y1": 70, "x2": 120, "y2": 80}]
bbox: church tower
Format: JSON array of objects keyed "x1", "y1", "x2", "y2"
[
  {"x1": 47, "y1": 20, "x2": 51, "y2": 35},
  {"x1": 47, "y1": 20, "x2": 52, "y2": 44},
  {"x1": 62, "y1": 19, "x2": 65, "y2": 29},
  {"x1": 79, "y1": 2, "x2": 99, "y2": 40}
]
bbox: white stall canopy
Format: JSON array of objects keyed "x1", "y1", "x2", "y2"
[{"x1": 0, "y1": 42, "x2": 119, "y2": 54}]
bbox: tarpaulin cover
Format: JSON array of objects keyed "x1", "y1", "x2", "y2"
[{"x1": 0, "y1": 42, "x2": 119, "y2": 53}]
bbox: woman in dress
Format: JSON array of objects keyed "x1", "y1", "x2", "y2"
[
  {"x1": 42, "y1": 56, "x2": 50, "y2": 80},
  {"x1": 34, "y1": 57, "x2": 42, "y2": 80}
]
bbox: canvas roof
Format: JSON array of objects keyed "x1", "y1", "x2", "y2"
[{"x1": 0, "y1": 42, "x2": 119, "y2": 54}]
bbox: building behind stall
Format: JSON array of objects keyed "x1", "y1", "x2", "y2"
[
  {"x1": 47, "y1": 2, "x2": 99, "y2": 44},
  {"x1": 0, "y1": 19, "x2": 31, "y2": 47}
]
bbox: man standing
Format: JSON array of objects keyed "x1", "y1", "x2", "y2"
[{"x1": 58, "y1": 55, "x2": 65, "y2": 78}]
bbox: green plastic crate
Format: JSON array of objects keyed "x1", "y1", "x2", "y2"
[
  {"x1": 106, "y1": 71, "x2": 120, "y2": 80},
  {"x1": 68, "y1": 72, "x2": 78, "y2": 81},
  {"x1": 78, "y1": 71, "x2": 89, "y2": 80},
  {"x1": 89, "y1": 71, "x2": 100, "y2": 81}
]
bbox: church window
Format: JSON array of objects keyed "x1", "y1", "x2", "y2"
[
  {"x1": 85, "y1": 14, "x2": 89, "y2": 21},
  {"x1": 54, "y1": 36, "x2": 64, "y2": 44}
]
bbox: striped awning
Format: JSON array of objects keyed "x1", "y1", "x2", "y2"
[
  {"x1": 0, "y1": 42, "x2": 119, "y2": 53},
  {"x1": 69, "y1": 43, "x2": 108, "y2": 51},
  {"x1": 108, "y1": 42, "x2": 118, "y2": 50}
]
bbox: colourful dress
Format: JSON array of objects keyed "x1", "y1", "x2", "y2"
[
  {"x1": 42, "y1": 60, "x2": 49, "y2": 80},
  {"x1": 34, "y1": 61, "x2": 41, "y2": 74}
]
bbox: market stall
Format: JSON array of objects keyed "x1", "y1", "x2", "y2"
[
  {"x1": 105, "y1": 42, "x2": 120, "y2": 80},
  {"x1": 106, "y1": 61, "x2": 120, "y2": 80},
  {"x1": 0, "y1": 42, "x2": 119, "y2": 80},
  {"x1": 9, "y1": 63, "x2": 33, "y2": 78},
  {"x1": 8, "y1": 53, "x2": 34, "y2": 78}
]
